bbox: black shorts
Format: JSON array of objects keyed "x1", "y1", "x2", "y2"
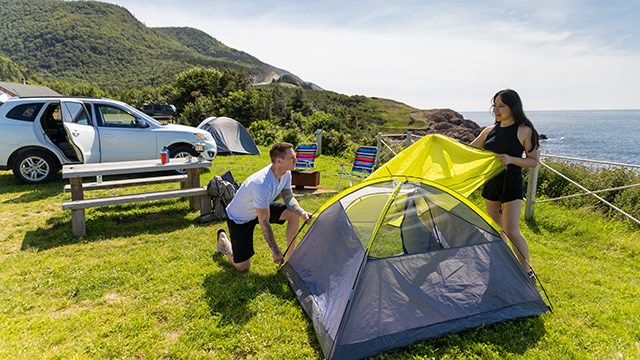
[
  {"x1": 482, "y1": 171, "x2": 524, "y2": 203},
  {"x1": 226, "y1": 202, "x2": 288, "y2": 263}
]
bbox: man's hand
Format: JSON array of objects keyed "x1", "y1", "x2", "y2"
[
  {"x1": 272, "y1": 249, "x2": 284, "y2": 265},
  {"x1": 301, "y1": 211, "x2": 313, "y2": 225}
]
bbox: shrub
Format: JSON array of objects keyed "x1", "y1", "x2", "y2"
[
  {"x1": 321, "y1": 129, "x2": 354, "y2": 157},
  {"x1": 178, "y1": 97, "x2": 217, "y2": 127},
  {"x1": 280, "y1": 128, "x2": 302, "y2": 148},
  {"x1": 300, "y1": 111, "x2": 343, "y2": 134},
  {"x1": 248, "y1": 120, "x2": 280, "y2": 146}
]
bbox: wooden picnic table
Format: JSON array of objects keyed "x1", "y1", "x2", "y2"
[{"x1": 62, "y1": 158, "x2": 212, "y2": 236}]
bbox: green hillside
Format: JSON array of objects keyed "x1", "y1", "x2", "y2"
[
  {"x1": 0, "y1": 0, "x2": 278, "y2": 89},
  {"x1": 0, "y1": 56, "x2": 42, "y2": 83},
  {"x1": 0, "y1": 0, "x2": 472, "y2": 140},
  {"x1": 152, "y1": 27, "x2": 271, "y2": 81}
]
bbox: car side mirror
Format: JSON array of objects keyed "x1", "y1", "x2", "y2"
[{"x1": 134, "y1": 119, "x2": 149, "y2": 128}]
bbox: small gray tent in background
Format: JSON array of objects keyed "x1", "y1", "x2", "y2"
[{"x1": 197, "y1": 116, "x2": 261, "y2": 156}]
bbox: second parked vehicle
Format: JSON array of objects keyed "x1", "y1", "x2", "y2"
[{"x1": 0, "y1": 96, "x2": 217, "y2": 184}]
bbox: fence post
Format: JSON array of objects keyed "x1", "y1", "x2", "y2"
[
  {"x1": 375, "y1": 132, "x2": 382, "y2": 167},
  {"x1": 525, "y1": 164, "x2": 539, "y2": 220},
  {"x1": 314, "y1": 129, "x2": 323, "y2": 156},
  {"x1": 405, "y1": 130, "x2": 412, "y2": 148}
]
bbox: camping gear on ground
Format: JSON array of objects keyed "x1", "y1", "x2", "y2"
[
  {"x1": 282, "y1": 135, "x2": 549, "y2": 360},
  {"x1": 197, "y1": 116, "x2": 261, "y2": 155},
  {"x1": 220, "y1": 170, "x2": 240, "y2": 190},
  {"x1": 337, "y1": 145, "x2": 378, "y2": 190},
  {"x1": 205, "y1": 173, "x2": 238, "y2": 221},
  {"x1": 291, "y1": 170, "x2": 320, "y2": 189}
]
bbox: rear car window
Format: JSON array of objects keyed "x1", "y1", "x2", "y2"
[
  {"x1": 62, "y1": 102, "x2": 91, "y2": 125},
  {"x1": 6, "y1": 103, "x2": 44, "y2": 122}
]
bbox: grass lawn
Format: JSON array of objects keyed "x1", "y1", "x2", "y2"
[{"x1": 1, "y1": 148, "x2": 639, "y2": 359}]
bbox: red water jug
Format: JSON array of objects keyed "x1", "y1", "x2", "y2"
[{"x1": 161, "y1": 147, "x2": 169, "y2": 164}]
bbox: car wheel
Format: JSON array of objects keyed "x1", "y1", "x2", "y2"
[
  {"x1": 170, "y1": 145, "x2": 198, "y2": 174},
  {"x1": 12, "y1": 150, "x2": 60, "y2": 184}
]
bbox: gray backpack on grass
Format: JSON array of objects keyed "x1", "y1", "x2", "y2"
[{"x1": 206, "y1": 175, "x2": 237, "y2": 221}]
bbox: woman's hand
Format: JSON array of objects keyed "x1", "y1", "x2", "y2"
[
  {"x1": 497, "y1": 152, "x2": 539, "y2": 168},
  {"x1": 496, "y1": 154, "x2": 511, "y2": 165}
]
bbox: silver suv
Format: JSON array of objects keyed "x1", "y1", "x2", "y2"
[{"x1": 0, "y1": 97, "x2": 217, "y2": 184}]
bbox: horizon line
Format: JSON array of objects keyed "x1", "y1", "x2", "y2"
[{"x1": 459, "y1": 108, "x2": 640, "y2": 112}]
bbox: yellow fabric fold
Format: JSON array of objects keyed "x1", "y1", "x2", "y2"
[{"x1": 368, "y1": 134, "x2": 504, "y2": 197}]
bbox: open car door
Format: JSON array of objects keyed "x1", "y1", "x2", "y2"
[{"x1": 61, "y1": 101, "x2": 100, "y2": 163}]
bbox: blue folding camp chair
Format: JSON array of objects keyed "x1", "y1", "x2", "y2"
[
  {"x1": 295, "y1": 143, "x2": 318, "y2": 170},
  {"x1": 338, "y1": 145, "x2": 378, "y2": 190}
]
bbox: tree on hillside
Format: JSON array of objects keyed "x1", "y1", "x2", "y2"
[
  {"x1": 0, "y1": 56, "x2": 42, "y2": 83},
  {"x1": 171, "y1": 67, "x2": 249, "y2": 112},
  {"x1": 267, "y1": 85, "x2": 288, "y2": 122},
  {"x1": 288, "y1": 87, "x2": 313, "y2": 116}
]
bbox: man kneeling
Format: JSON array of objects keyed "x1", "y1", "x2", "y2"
[{"x1": 216, "y1": 142, "x2": 313, "y2": 271}]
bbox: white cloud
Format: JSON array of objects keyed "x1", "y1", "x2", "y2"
[
  {"x1": 492, "y1": 23, "x2": 573, "y2": 44},
  {"x1": 104, "y1": 0, "x2": 640, "y2": 110}
]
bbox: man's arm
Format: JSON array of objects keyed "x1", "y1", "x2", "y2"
[
  {"x1": 256, "y1": 207, "x2": 284, "y2": 265},
  {"x1": 281, "y1": 189, "x2": 312, "y2": 224}
]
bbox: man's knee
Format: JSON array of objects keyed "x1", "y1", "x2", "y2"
[
  {"x1": 233, "y1": 259, "x2": 251, "y2": 271},
  {"x1": 281, "y1": 209, "x2": 299, "y2": 223}
]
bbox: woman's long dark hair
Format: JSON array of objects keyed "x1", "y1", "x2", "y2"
[{"x1": 492, "y1": 89, "x2": 539, "y2": 152}]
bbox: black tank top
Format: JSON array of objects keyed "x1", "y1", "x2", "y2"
[{"x1": 484, "y1": 123, "x2": 525, "y2": 174}]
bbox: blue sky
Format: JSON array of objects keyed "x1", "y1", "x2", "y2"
[{"x1": 104, "y1": 0, "x2": 640, "y2": 111}]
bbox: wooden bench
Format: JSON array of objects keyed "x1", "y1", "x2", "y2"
[
  {"x1": 62, "y1": 187, "x2": 210, "y2": 211},
  {"x1": 63, "y1": 174, "x2": 188, "y2": 192}
]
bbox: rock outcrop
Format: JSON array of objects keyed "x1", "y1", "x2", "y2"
[{"x1": 408, "y1": 109, "x2": 483, "y2": 143}]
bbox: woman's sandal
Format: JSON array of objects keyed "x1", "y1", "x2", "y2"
[{"x1": 216, "y1": 229, "x2": 228, "y2": 255}]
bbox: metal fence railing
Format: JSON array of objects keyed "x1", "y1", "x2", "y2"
[
  {"x1": 375, "y1": 131, "x2": 420, "y2": 167},
  {"x1": 525, "y1": 154, "x2": 640, "y2": 226}
]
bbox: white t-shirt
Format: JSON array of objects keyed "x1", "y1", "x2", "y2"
[{"x1": 226, "y1": 164, "x2": 291, "y2": 224}]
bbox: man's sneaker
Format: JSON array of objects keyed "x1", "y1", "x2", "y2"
[{"x1": 217, "y1": 229, "x2": 229, "y2": 255}]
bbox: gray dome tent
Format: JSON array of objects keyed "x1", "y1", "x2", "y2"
[
  {"x1": 282, "y1": 177, "x2": 549, "y2": 360},
  {"x1": 197, "y1": 117, "x2": 261, "y2": 156},
  {"x1": 281, "y1": 135, "x2": 549, "y2": 359}
]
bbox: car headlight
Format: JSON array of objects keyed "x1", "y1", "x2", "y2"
[{"x1": 194, "y1": 133, "x2": 211, "y2": 141}]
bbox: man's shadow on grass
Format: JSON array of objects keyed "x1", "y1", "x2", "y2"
[
  {"x1": 203, "y1": 256, "x2": 312, "y2": 331},
  {"x1": 21, "y1": 202, "x2": 199, "y2": 251},
  {"x1": 202, "y1": 256, "x2": 292, "y2": 325}
]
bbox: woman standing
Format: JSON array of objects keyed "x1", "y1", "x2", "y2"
[{"x1": 470, "y1": 89, "x2": 540, "y2": 277}]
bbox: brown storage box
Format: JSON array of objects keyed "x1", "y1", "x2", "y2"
[{"x1": 291, "y1": 170, "x2": 320, "y2": 188}]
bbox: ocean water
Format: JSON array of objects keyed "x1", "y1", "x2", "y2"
[{"x1": 460, "y1": 110, "x2": 640, "y2": 166}]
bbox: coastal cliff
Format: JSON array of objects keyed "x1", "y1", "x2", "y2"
[{"x1": 410, "y1": 109, "x2": 484, "y2": 143}]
